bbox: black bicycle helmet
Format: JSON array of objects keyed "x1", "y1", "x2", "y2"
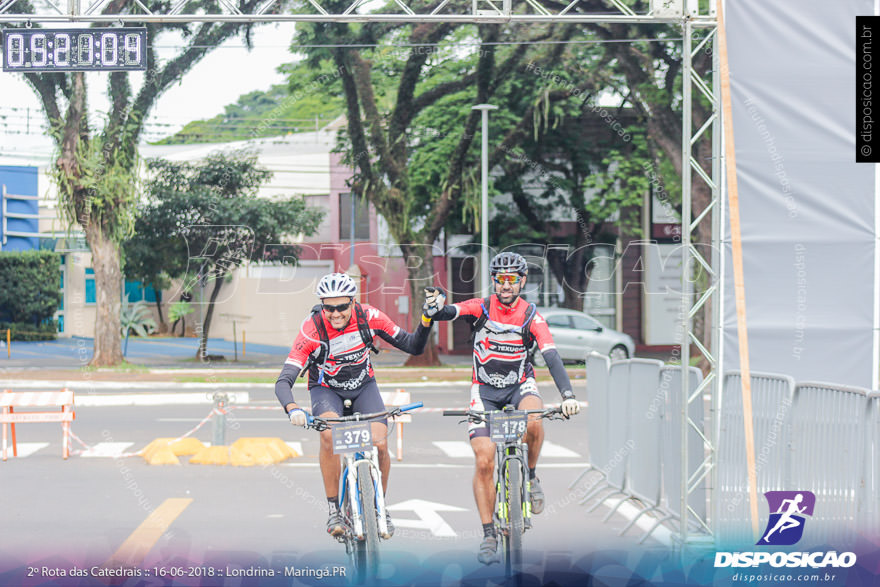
[{"x1": 489, "y1": 252, "x2": 528, "y2": 276}]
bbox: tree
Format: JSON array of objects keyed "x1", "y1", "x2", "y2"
[
  {"x1": 15, "y1": 0, "x2": 287, "y2": 366},
  {"x1": 293, "y1": 10, "x2": 573, "y2": 365},
  {"x1": 125, "y1": 149, "x2": 323, "y2": 360}
]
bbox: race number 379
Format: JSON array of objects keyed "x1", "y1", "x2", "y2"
[{"x1": 332, "y1": 421, "x2": 373, "y2": 453}]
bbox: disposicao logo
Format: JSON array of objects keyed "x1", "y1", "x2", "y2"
[
  {"x1": 758, "y1": 490, "x2": 815, "y2": 546},
  {"x1": 714, "y1": 490, "x2": 857, "y2": 569}
]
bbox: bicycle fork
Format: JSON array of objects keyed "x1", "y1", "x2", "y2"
[
  {"x1": 341, "y1": 449, "x2": 389, "y2": 540},
  {"x1": 495, "y1": 443, "x2": 531, "y2": 532}
]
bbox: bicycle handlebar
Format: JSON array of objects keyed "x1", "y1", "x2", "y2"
[
  {"x1": 442, "y1": 406, "x2": 565, "y2": 421},
  {"x1": 307, "y1": 401, "x2": 424, "y2": 430}
]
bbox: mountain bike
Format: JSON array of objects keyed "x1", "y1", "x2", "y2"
[
  {"x1": 443, "y1": 406, "x2": 568, "y2": 577},
  {"x1": 307, "y1": 400, "x2": 422, "y2": 583}
]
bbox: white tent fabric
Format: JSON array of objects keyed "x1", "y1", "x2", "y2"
[{"x1": 725, "y1": 0, "x2": 878, "y2": 388}]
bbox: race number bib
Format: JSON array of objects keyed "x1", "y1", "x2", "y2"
[
  {"x1": 489, "y1": 411, "x2": 528, "y2": 443},
  {"x1": 332, "y1": 421, "x2": 373, "y2": 454}
]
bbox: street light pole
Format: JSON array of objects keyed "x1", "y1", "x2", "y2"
[{"x1": 472, "y1": 103, "x2": 497, "y2": 296}]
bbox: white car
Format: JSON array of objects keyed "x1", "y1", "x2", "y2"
[{"x1": 530, "y1": 307, "x2": 635, "y2": 365}]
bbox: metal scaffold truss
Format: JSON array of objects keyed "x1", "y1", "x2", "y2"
[{"x1": 0, "y1": 0, "x2": 717, "y2": 23}]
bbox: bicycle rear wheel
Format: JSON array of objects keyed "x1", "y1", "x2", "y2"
[{"x1": 355, "y1": 460, "x2": 380, "y2": 580}]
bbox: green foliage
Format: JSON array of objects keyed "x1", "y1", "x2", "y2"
[
  {"x1": 50, "y1": 121, "x2": 140, "y2": 243},
  {"x1": 0, "y1": 321, "x2": 57, "y2": 341},
  {"x1": 120, "y1": 295, "x2": 157, "y2": 338},
  {"x1": 0, "y1": 251, "x2": 62, "y2": 327},
  {"x1": 168, "y1": 300, "x2": 194, "y2": 323},
  {"x1": 124, "y1": 148, "x2": 325, "y2": 285},
  {"x1": 158, "y1": 67, "x2": 346, "y2": 144}
]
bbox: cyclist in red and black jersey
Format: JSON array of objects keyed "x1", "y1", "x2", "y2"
[
  {"x1": 275, "y1": 273, "x2": 432, "y2": 540},
  {"x1": 423, "y1": 252, "x2": 580, "y2": 564}
]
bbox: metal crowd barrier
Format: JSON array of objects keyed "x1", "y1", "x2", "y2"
[
  {"x1": 715, "y1": 372, "x2": 795, "y2": 546},
  {"x1": 573, "y1": 361, "x2": 877, "y2": 548},
  {"x1": 615, "y1": 359, "x2": 665, "y2": 529},
  {"x1": 866, "y1": 391, "x2": 880, "y2": 538},
  {"x1": 571, "y1": 356, "x2": 705, "y2": 543},
  {"x1": 570, "y1": 353, "x2": 611, "y2": 491},
  {"x1": 787, "y1": 381, "x2": 869, "y2": 547},
  {"x1": 577, "y1": 358, "x2": 631, "y2": 508}
]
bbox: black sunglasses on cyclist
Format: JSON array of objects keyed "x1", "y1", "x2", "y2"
[{"x1": 322, "y1": 301, "x2": 352, "y2": 313}]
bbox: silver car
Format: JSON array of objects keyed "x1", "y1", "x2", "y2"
[{"x1": 530, "y1": 307, "x2": 635, "y2": 365}]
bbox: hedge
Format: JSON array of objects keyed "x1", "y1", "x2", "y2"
[
  {"x1": 0, "y1": 250, "x2": 62, "y2": 334},
  {"x1": 0, "y1": 320, "x2": 57, "y2": 341}
]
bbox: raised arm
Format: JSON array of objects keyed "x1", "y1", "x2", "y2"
[{"x1": 368, "y1": 307, "x2": 432, "y2": 355}]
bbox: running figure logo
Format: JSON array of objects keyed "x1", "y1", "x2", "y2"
[{"x1": 758, "y1": 491, "x2": 816, "y2": 546}]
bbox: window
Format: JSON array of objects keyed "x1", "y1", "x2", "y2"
[
  {"x1": 85, "y1": 268, "x2": 96, "y2": 304},
  {"x1": 546, "y1": 315, "x2": 572, "y2": 329},
  {"x1": 570, "y1": 315, "x2": 602, "y2": 331},
  {"x1": 124, "y1": 280, "x2": 158, "y2": 303},
  {"x1": 339, "y1": 192, "x2": 370, "y2": 241}
]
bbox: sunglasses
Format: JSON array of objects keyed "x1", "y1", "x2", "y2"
[
  {"x1": 494, "y1": 274, "x2": 523, "y2": 285},
  {"x1": 322, "y1": 301, "x2": 352, "y2": 313}
]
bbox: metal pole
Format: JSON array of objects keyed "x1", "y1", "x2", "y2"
[
  {"x1": 350, "y1": 192, "x2": 356, "y2": 267},
  {"x1": 680, "y1": 17, "x2": 693, "y2": 547},
  {"x1": 472, "y1": 104, "x2": 497, "y2": 296},
  {"x1": 232, "y1": 320, "x2": 238, "y2": 362},
  {"x1": 212, "y1": 392, "x2": 228, "y2": 447}
]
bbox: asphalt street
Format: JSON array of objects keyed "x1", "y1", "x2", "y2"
[{"x1": 0, "y1": 383, "x2": 682, "y2": 587}]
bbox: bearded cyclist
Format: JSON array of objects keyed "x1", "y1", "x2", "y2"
[
  {"x1": 275, "y1": 273, "x2": 432, "y2": 540},
  {"x1": 422, "y1": 252, "x2": 580, "y2": 564}
]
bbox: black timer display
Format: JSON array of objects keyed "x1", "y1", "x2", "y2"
[{"x1": 2, "y1": 28, "x2": 147, "y2": 72}]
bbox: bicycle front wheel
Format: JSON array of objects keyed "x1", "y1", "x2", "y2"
[
  {"x1": 355, "y1": 460, "x2": 380, "y2": 580},
  {"x1": 507, "y1": 460, "x2": 525, "y2": 571}
]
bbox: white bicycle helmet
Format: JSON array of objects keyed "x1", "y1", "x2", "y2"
[{"x1": 315, "y1": 272, "x2": 358, "y2": 298}]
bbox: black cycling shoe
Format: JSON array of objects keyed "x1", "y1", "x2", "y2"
[
  {"x1": 327, "y1": 511, "x2": 345, "y2": 537},
  {"x1": 477, "y1": 535, "x2": 500, "y2": 565},
  {"x1": 530, "y1": 477, "x2": 545, "y2": 515}
]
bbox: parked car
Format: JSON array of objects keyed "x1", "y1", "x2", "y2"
[{"x1": 530, "y1": 306, "x2": 635, "y2": 365}]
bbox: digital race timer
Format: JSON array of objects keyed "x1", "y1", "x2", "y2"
[{"x1": 1, "y1": 28, "x2": 147, "y2": 72}]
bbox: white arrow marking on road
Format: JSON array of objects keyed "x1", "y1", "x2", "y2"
[{"x1": 386, "y1": 499, "x2": 468, "y2": 538}]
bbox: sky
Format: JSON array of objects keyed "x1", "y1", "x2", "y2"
[{"x1": 0, "y1": 22, "x2": 299, "y2": 151}]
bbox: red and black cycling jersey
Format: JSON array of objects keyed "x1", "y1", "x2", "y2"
[
  {"x1": 275, "y1": 305, "x2": 430, "y2": 409},
  {"x1": 441, "y1": 296, "x2": 555, "y2": 388},
  {"x1": 286, "y1": 305, "x2": 422, "y2": 390}
]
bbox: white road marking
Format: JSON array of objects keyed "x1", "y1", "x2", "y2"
[
  {"x1": 541, "y1": 440, "x2": 581, "y2": 458},
  {"x1": 76, "y1": 392, "x2": 250, "y2": 406},
  {"x1": 432, "y1": 441, "x2": 473, "y2": 458},
  {"x1": 5, "y1": 442, "x2": 49, "y2": 457},
  {"x1": 386, "y1": 499, "x2": 468, "y2": 537},
  {"x1": 433, "y1": 440, "x2": 580, "y2": 458},
  {"x1": 80, "y1": 442, "x2": 135, "y2": 458}
]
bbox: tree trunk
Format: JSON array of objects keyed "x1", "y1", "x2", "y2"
[
  {"x1": 87, "y1": 224, "x2": 124, "y2": 366},
  {"x1": 196, "y1": 277, "x2": 224, "y2": 361},
  {"x1": 401, "y1": 245, "x2": 441, "y2": 367},
  {"x1": 153, "y1": 289, "x2": 167, "y2": 334}
]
